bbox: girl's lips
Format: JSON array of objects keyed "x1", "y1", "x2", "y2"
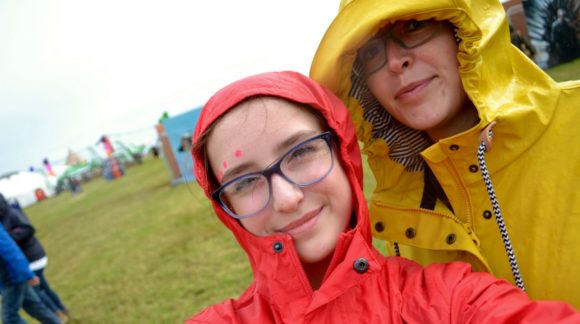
[
  {"x1": 280, "y1": 207, "x2": 323, "y2": 236},
  {"x1": 395, "y1": 77, "x2": 434, "y2": 100}
]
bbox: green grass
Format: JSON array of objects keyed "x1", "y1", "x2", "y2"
[
  {"x1": 21, "y1": 59, "x2": 578, "y2": 323},
  {"x1": 545, "y1": 57, "x2": 580, "y2": 81},
  {"x1": 24, "y1": 158, "x2": 252, "y2": 323}
]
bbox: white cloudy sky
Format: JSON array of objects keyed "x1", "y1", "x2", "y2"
[{"x1": 0, "y1": 1, "x2": 338, "y2": 175}]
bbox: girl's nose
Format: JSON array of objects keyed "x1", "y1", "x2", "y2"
[
  {"x1": 384, "y1": 39, "x2": 413, "y2": 74},
  {"x1": 270, "y1": 174, "x2": 304, "y2": 214}
]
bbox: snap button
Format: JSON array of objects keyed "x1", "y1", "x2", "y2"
[
  {"x1": 446, "y1": 233, "x2": 457, "y2": 245},
  {"x1": 405, "y1": 227, "x2": 416, "y2": 239},
  {"x1": 374, "y1": 221, "x2": 385, "y2": 232},
  {"x1": 353, "y1": 258, "x2": 369, "y2": 274},
  {"x1": 449, "y1": 144, "x2": 460, "y2": 151},
  {"x1": 273, "y1": 241, "x2": 284, "y2": 253},
  {"x1": 469, "y1": 165, "x2": 479, "y2": 173},
  {"x1": 483, "y1": 210, "x2": 492, "y2": 219}
]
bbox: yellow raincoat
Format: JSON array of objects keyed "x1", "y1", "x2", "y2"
[{"x1": 311, "y1": 0, "x2": 580, "y2": 307}]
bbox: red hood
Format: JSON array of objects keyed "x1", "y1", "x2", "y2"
[{"x1": 192, "y1": 71, "x2": 369, "y2": 289}]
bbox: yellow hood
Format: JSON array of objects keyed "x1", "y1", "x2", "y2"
[{"x1": 311, "y1": 0, "x2": 561, "y2": 169}]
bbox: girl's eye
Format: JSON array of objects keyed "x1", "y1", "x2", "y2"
[
  {"x1": 232, "y1": 176, "x2": 260, "y2": 193},
  {"x1": 288, "y1": 143, "x2": 320, "y2": 162}
]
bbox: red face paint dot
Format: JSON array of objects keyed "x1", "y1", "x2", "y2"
[
  {"x1": 235, "y1": 149, "x2": 243, "y2": 158},
  {"x1": 218, "y1": 171, "x2": 224, "y2": 180},
  {"x1": 222, "y1": 160, "x2": 228, "y2": 169}
]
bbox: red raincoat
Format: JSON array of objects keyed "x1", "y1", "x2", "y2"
[{"x1": 187, "y1": 71, "x2": 579, "y2": 323}]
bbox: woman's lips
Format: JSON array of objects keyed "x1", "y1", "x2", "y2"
[
  {"x1": 280, "y1": 207, "x2": 323, "y2": 236},
  {"x1": 395, "y1": 77, "x2": 433, "y2": 101}
]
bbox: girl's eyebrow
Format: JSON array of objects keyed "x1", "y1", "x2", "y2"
[
  {"x1": 221, "y1": 162, "x2": 254, "y2": 184},
  {"x1": 275, "y1": 130, "x2": 319, "y2": 153},
  {"x1": 221, "y1": 130, "x2": 320, "y2": 183}
]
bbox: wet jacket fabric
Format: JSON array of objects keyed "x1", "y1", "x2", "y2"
[
  {"x1": 311, "y1": 0, "x2": 580, "y2": 307},
  {"x1": 186, "y1": 71, "x2": 580, "y2": 323},
  {"x1": 0, "y1": 194, "x2": 46, "y2": 263},
  {"x1": 0, "y1": 225, "x2": 34, "y2": 287}
]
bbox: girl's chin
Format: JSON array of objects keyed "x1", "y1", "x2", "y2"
[{"x1": 297, "y1": 242, "x2": 335, "y2": 264}]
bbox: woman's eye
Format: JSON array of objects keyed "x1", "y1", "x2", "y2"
[
  {"x1": 404, "y1": 20, "x2": 429, "y2": 33},
  {"x1": 359, "y1": 41, "x2": 383, "y2": 61}
]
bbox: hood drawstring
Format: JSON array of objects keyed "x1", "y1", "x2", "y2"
[
  {"x1": 393, "y1": 122, "x2": 526, "y2": 289},
  {"x1": 477, "y1": 121, "x2": 526, "y2": 292},
  {"x1": 393, "y1": 242, "x2": 401, "y2": 257}
]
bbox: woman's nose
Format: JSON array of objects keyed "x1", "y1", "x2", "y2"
[
  {"x1": 270, "y1": 174, "x2": 304, "y2": 213},
  {"x1": 384, "y1": 39, "x2": 412, "y2": 74}
]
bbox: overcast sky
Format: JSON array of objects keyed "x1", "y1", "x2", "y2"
[{"x1": 0, "y1": 1, "x2": 338, "y2": 175}]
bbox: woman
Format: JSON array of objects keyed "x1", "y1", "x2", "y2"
[
  {"x1": 310, "y1": 0, "x2": 580, "y2": 306},
  {"x1": 186, "y1": 71, "x2": 579, "y2": 323}
]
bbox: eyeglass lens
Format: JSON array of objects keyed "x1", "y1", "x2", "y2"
[
  {"x1": 357, "y1": 20, "x2": 442, "y2": 76},
  {"x1": 217, "y1": 133, "x2": 333, "y2": 219}
]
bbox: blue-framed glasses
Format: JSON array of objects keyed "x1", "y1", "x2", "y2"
[
  {"x1": 211, "y1": 132, "x2": 335, "y2": 219},
  {"x1": 355, "y1": 19, "x2": 444, "y2": 77}
]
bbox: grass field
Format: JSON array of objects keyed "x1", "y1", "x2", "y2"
[
  {"x1": 24, "y1": 157, "x2": 253, "y2": 323},
  {"x1": 545, "y1": 57, "x2": 580, "y2": 81},
  {"x1": 21, "y1": 60, "x2": 578, "y2": 323}
]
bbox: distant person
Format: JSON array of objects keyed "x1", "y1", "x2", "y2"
[
  {"x1": 1, "y1": 225, "x2": 61, "y2": 324},
  {"x1": 8, "y1": 197, "x2": 22, "y2": 211},
  {"x1": 0, "y1": 193, "x2": 70, "y2": 323},
  {"x1": 150, "y1": 145, "x2": 160, "y2": 158},
  {"x1": 68, "y1": 177, "x2": 83, "y2": 194},
  {"x1": 551, "y1": 8, "x2": 578, "y2": 64},
  {"x1": 186, "y1": 71, "x2": 579, "y2": 323},
  {"x1": 509, "y1": 24, "x2": 536, "y2": 59}
]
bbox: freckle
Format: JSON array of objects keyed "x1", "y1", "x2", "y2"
[
  {"x1": 222, "y1": 160, "x2": 228, "y2": 169},
  {"x1": 235, "y1": 149, "x2": 243, "y2": 158}
]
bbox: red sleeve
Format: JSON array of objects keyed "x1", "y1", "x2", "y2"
[
  {"x1": 400, "y1": 261, "x2": 580, "y2": 323},
  {"x1": 185, "y1": 300, "x2": 239, "y2": 324}
]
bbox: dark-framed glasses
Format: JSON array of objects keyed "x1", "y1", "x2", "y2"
[
  {"x1": 212, "y1": 132, "x2": 335, "y2": 219},
  {"x1": 355, "y1": 19, "x2": 443, "y2": 77}
]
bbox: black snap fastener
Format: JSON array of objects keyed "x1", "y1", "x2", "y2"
[
  {"x1": 405, "y1": 227, "x2": 416, "y2": 239},
  {"x1": 449, "y1": 144, "x2": 460, "y2": 151},
  {"x1": 374, "y1": 221, "x2": 385, "y2": 232},
  {"x1": 469, "y1": 165, "x2": 479, "y2": 173},
  {"x1": 483, "y1": 210, "x2": 492, "y2": 219},
  {"x1": 273, "y1": 241, "x2": 284, "y2": 253},
  {"x1": 446, "y1": 233, "x2": 457, "y2": 245},
  {"x1": 353, "y1": 258, "x2": 369, "y2": 273}
]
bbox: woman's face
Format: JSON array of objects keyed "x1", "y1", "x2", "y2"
[
  {"x1": 206, "y1": 97, "x2": 353, "y2": 264},
  {"x1": 364, "y1": 20, "x2": 475, "y2": 140}
]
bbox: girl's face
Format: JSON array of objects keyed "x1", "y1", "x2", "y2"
[
  {"x1": 206, "y1": 97, "x2": 353, "y2": 264},
  {"x1": 364, "y1": 21, "x2": 476, "y2": 140}
]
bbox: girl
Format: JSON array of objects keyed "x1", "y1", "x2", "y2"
[
  {"x1": 187, "y1": 71, "x2": 579, "y2": 323},
  {"x1": 311, "y1": 0, "x2": 580, "y2": 306}
]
